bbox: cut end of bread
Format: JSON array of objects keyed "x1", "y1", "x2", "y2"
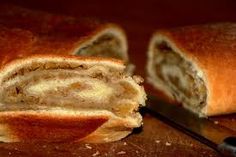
[
  {"x1": 72, "y1": 24, "x2": 136, "y2": 74},
  {"x1": 74, "y1": 25, "x2": 128, "y2": 62},
  {"x1": 147, "y1": 34, "x2": 207, "y2": 116},
  {"x1": 0, "y1": 55, "x2": 146, "y2": 142}
]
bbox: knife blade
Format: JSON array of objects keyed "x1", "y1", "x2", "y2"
[{"x1": 146, "y1": 95, "x2": 236, "y2": 157}]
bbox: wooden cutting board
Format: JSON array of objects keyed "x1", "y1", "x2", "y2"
[
  {"x1": 0, "y1": 0, "x2": 236, "y2": 156},
  {"x1": 0, "y1": 112, "x2": 220, "y2": 157}
]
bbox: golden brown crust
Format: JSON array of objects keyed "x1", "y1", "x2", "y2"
[
  {"x1": 0, "y1": 53, "x2": 125, "y2": 85},
  {"x1": 0, "y1": 53, "x2": 124, "y2": 72},
  {"x1": 152, "y1": 23, "x2": 236, "y2": 116},
  {"x1": 0, "y1": 4, "x2": 128, "y2": 65},
  {"x1": 0, "y1": 111, "x2": 108, "y2": 142}
]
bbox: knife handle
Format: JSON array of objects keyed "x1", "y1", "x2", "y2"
[{"x1": 218, "y1": 137, "x2": 236, "y2": 157}]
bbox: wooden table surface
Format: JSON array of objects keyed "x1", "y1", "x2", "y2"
[{"x1": 0, "y1": 0, "x2": 236, "y2": 156}]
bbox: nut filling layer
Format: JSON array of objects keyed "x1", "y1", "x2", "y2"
[
  {"x1": 76, "y1": 34, "x2": 124, "y2": 60},
  {"x1": 0, "y1": 61, "x2": 142, "y2": 118},
  {"x1": 153, "y1": 41, "x2": 207, "y2": 114}
]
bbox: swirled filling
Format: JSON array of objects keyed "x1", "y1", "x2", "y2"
[
  {"x1": 77, "y1": 34, "x2": 124, "y2": 60},
  {"x1": 0, "y1": 61, "x2": 142, "y2": 118},
  {"x1": 153, "y1": 41, "x2": 207, "y2": 113}
]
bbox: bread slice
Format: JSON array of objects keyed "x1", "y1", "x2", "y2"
[
  {"x1": 0, "y1": 54, "x2": 146, "y2": 142},
  {"x1": 147, "y1": 23, "x2": 236, "y2": 116},
  {"x1": 0, "y1": 4, "x2": 129, "y2": 64}
]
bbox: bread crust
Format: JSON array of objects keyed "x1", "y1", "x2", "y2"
[
  {"x1": 148, "y1": 23, "x2": 236, "y2": 116},
  {"x1": 0, "y1": 54, "x2": 124, "y2": 74},
  {"x1": 0, "y1": 4, "x2": 128, "y2": 65},
  {"x1": 0, "y1": 110, "x2": 109, "y2": 142}
]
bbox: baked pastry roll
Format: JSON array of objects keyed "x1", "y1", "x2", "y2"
[
  {"x1": 0, "y1": 4, "x2": 144, "y2": 142},
  {"x1": 0, "y1": 4, "x2": 129, "y2": 65},
  {"x1": 147, "y1": 23, "x2": 236, "y2": 116},
  {"x1": 0, "y1": 54, "x2": 146, "y2": 142}
]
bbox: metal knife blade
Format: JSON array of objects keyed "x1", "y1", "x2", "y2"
[{"x1": 146, "y1": 95, "x2": 236, "y2": 157}]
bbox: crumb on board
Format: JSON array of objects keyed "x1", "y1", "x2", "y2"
[
  {"x1": 92, "y1": 151, "x2": 100, "y2": 157},
  {"x1": 165, "y1": 142, "x2": 171, "y2": 146},
  {"x1": 135, "y1": 150, "x2": 139, "y2": 154},
  {"x1": 117, "y1": 151, "x2": 126, "y2": 155},
  {"x1": 54, "y1": 145, "x2": 60, "y2": 150},
  {"x1": 123, "y1": 142, "x2": 127, "y2": 145},
  {"x1": 155, "y1": 140, "x2": 160, "y2": 143},
  {"x1": 85, "y1": 144, "x2": 92, "y2": 149},
  {"x1": 214, "y1": 121, "x2": 219, "y2": 124}
]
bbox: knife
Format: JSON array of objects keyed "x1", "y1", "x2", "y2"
[{"x1": 146, "y1": 95, "x2": 236, "y2": 157}]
